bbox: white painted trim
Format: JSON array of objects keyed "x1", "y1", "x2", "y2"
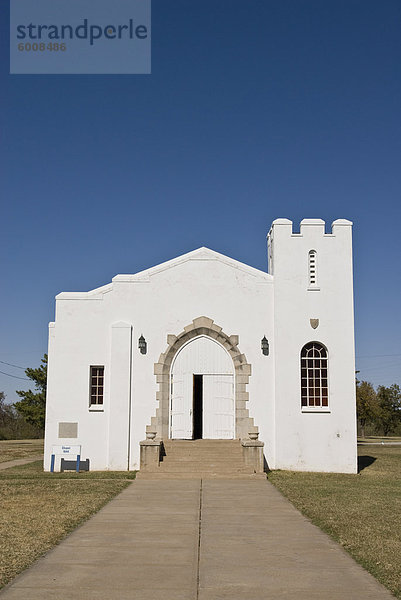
[
  {"x1": 301, "y1": 408, "x2": 331, "y2": 414},
  {"x1": 56, "y1": 283, "x2": 113, "y2": 300}
]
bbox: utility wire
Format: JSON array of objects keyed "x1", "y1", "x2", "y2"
[
  {"x1": 356, "y1": 353, "x2": 401, "y2": 359},
  {"x1": 0, "y1": 369, "x2": 30, "y2": 381},
  {"x1": 0, "y1": 360, "x2": 26, "y2": 370},
  {"x1": 356, "y1": 362, "x2": 401, "y2": 373}
]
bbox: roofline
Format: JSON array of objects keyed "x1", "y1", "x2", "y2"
[
  {"x1": 112, "y1": 247, "x2": 272, "y2": 283},
  {"x1": 55, "y1": 247, "x2": 272, "y2": 299}
]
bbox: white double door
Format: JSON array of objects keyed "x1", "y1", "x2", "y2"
[{"x1": 170, "y1": 336, "x2": 235, "y2": 440}]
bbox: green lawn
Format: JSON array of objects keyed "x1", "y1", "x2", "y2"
[
  {"x1": 0, "y1": 461, "x2": 135, "y2": 589},
  {"x1": 268, "y1": 446, "x2": 401, "y2": 599}
]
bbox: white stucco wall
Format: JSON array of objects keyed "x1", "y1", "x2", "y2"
[
  {"x1": 269, "y1": 219, "x2": 357, "y2": 473},
  {"x1": 44, "y1": 220, "x2": 357, "y2": 474},
  {"x1": 44, "y1": 249, "x2": 275, "y2": 471}
]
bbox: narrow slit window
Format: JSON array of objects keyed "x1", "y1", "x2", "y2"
[
  {"x1": 308, "y1": 250, "x2": 318, "y2": 287},
  {"x1": 300, "y1": 343, "x2": 328, "y2": 408},
  {"x1": 89, "y1": 366, "x2": 104, "y2": 406}
]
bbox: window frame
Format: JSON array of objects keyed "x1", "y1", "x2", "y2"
[
  {"x1": 89, "y1": 365, "x2": 105, "y2": 411},
  {"x1": 300, "y1": 342, "x2": 330, "y2": 413}
]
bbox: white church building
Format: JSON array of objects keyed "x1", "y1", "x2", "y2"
[{"x1": 44, "y1": 218, "x2": 357, "y2": 474}]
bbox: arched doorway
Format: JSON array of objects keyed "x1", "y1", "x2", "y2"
[
  {"x1": 170, "y1": 336, "x2": 235, "y2": 439},
  {"x1": 148, "y1": 316, "x2": 258, "y2": 442}
]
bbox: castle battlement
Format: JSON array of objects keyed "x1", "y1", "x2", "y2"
[{"x1": 269, "y1": 218, "x2": 352, "y2": 238}]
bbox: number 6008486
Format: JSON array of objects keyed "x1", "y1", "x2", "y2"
[{"x1": 18, "y1": 43, "x2": 67, "y2": 51}]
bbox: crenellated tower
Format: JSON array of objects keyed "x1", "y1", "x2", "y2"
[{"x1": 267, "y1": 218, "x2": 357, "y2": 473}]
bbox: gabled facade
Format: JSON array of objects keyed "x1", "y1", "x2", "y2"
[{"x1": 44, "y1": 218, "x2": 357, "y2": 474}]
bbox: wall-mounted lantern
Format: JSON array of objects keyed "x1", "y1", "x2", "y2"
[
  {"x1": 261, "y1": 336, "x2": 269, "y2": 356},
  {"x1": 138, "y1": 335, "x2": 147, "y2": 355}
]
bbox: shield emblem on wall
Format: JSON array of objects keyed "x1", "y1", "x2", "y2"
[{"x1": 310, "y1": 319, "x2": 319, "y2": 329}]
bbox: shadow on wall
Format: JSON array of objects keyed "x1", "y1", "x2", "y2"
[{"x1": 357, "y1": 455, "x2": 376, "y2": 473}]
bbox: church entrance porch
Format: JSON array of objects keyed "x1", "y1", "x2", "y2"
[
  {"x1": 146, "y1": 438, "x2": 265, "y2": 478},
  {"x1": 148, "y1": 317, "x2": 259, "y2": 441},
  {"x1": 140, "y1": 317, "x2": 263, "y2": 474}
]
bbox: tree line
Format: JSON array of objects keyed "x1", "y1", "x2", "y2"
[
  {"x1": 0, "y1": 355, "x2": 47, "y2": 440},
  {"x1": 356, "y1": 379, "x2": 401, "y2": 437}
]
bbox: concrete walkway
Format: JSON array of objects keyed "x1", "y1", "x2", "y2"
[
  {"x1": 0, "y1": 479, "x2": 394, "y2": 599},
  {"x1": 0, "y1": 456, "x2": 43, "y2": 470}
]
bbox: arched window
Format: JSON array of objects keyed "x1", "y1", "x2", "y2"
[
  {"x1": 308, "y1": 250, "x2": 317, "y2": 287},
  {"x1": 300, "y1": 342, "x2": 328, "y2": 408}
]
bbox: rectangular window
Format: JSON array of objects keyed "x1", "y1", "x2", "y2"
[
  {"x1": 90, "y1": 366, "x2": 104, "y2": 406},
  {"x1": 308, "y1": 250, "x2": 319, "y2": 289}
]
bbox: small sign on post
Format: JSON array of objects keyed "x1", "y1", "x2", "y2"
[{"x1": 51, "y1": 445, "x2": 81, "y2": 473}]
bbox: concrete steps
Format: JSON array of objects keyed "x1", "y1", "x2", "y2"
[
  {"x1": 137, "y1": 439, "x2": 266, "y2": 480},
  {"x1": 137, "y1": 472, "x2": 267, "y2": 480}
]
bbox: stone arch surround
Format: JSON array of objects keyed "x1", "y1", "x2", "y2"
[{"x1": 148, "y1": 316, "x2": 259, "y2": 440}]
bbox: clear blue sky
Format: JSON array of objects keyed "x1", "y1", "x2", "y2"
[{"x1": 1, "y1": 0, "x2": 400, "y2": 402}]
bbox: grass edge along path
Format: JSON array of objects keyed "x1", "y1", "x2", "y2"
[
  {"x1": 268, "y1": 446, "x2": 401, "y2": 599},
  {"x1": 0, "y1": 440, "x2": 44, "y2": 463},
  {"x1": 0, "y1": 461, "x2": 136, "y2": 589}
]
